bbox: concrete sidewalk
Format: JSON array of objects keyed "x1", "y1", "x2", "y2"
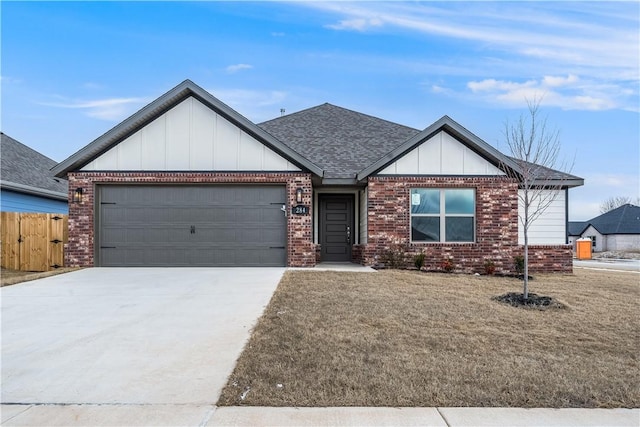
[
  {"x1": 2, "y1": 405, "x2": 638, "y2": 426},
  {"x1": 574, "y1": 258, "x2": 640, "y2": 272}
]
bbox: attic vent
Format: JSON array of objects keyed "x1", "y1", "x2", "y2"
[{"x1": 280, "y1": 108, "x2": 285, "y2": 117}]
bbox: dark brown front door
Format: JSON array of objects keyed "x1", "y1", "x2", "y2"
[{"x1": 319, "y1": 194, "x2": 354, "y2": 262}]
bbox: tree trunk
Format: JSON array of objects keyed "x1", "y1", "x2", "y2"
[
  {"x1": 523, "y1": 233, "x2": 529, "y2": 299},
  {"x1": 523, "y1": 199, "x2": 530, "y2": 300}
]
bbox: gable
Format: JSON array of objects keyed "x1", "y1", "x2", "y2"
[
  {"x1": 53, "y1": 80, "x2": 322, "y2": 178},
  {"x1": 378, "y1": 130, "x2": 505, "y2": 175},
  {"x1": 583, "y1": 225, "x2": 602, "y2": 238},
  {"x1": 81, "y1": 97, "x2": 301, "y2": 172}
]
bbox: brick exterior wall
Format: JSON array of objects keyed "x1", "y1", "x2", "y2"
[
  {"x1": 526, "y1": 245, "x2": 574, "y2": 273},
  {"x1": 65, "y1": 171, "x2": 572, "y2": 273},
  {"x1": 360, "y1": 176, "x2": 572, "y2": 274},
  {"x1": 65, "y1": 171, "x2": 315, "y2": 267}
]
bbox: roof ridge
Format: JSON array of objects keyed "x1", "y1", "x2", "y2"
[
  {"x1": 321, "y1": 103, "x2": 420, "y2": 132},
  {"x1": 258, "y1": 103, "x2": 332, "y2": 125},
  {"x1": 259, "y1": 102, "x2": 419, "y2": 132}
]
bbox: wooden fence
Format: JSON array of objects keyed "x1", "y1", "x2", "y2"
[{"x1": 1, "y1": 212, "x2": 68, "y2": 272}]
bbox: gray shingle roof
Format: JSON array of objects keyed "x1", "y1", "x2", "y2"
[
  {"x1": 588, "y1": 204, "x2": 640, "y2": 235},
  {"x1": 508, "y1": 158, "x2": 583, "y2": 184},
  {"x1": 567, "y1": 221, "x2": 588, "y2": 236},
  {"x1": 259, "y1": 103, "x2": 420, "y2": 179},
  {"x1": 1, "y1": 132, "x2": 67, "y2": 199}
]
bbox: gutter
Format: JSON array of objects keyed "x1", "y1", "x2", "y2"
[{"x1": 0, "y1": 180, "x2": 68, "y2": 201}]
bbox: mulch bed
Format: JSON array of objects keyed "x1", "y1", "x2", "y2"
[{"x1": 493, "y1": 292, "x2": 568, "y2": 310}]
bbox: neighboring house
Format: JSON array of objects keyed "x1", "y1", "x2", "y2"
[
  {"x1": 568, "y1": 204, "x2": 640, "y2": 252},
  {"x1": 52, "y1": 80, "x2": 583, "y2": 272},
  {"x1": 1, "y1": 133, "x2": 68, "y2": 214}
]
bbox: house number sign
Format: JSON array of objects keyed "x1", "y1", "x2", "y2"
[{"x1": 291, "y1": 205, "x2": 309, "y2": 215}]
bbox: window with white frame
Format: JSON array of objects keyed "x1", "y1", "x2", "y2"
[{"x1": 410, "y1": 188, "x2": 475, "y2": 242}]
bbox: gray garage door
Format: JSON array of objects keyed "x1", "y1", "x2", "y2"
[{"x1": 97, "y1": 185, "x2": 286, "y2": 267}]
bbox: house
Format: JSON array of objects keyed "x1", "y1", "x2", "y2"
[
  {"x1": 568, "y1": 204, "x2": 640, "y2": 252},
  {"x1": 1, "y1": 133, "x2": 68, "y2": 214},
  {"x1": 52, "y1": 80, "x2": 583, "y2": 272}
]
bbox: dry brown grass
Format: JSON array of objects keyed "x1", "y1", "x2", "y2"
[
  {"x1": 0, "y1": 267, "x2": 79, "y2": 287},
  {"x1": 217, "y1": 268, "x2": 640, "y2": 408}
]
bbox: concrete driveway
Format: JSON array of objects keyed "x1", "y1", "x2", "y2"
[{"x1": 1, "y1": 267, "x2": 284, "y2": 425}]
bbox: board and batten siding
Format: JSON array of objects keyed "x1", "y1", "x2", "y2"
[
  {"x1": 518, "y1": 189, "x2": 566, "y2": 245},
  {"x1": 379, "y1": 131, "x2": 505, "y2": 175},
  {"x1": 81, "y1": 97, "x2": 301, "y2": 172}
]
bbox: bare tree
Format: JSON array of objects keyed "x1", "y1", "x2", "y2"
[
  {"x1": 600, "y1": 196, "x2": 638, "y2": 213},
  {"x1": 502, "y1": 97, "x2": 573, "y2": 299}
]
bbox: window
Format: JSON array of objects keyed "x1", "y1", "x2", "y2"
[
  {"x1": 588, "y1": 235, "x2": 596, "y2": 248},
  {"x1": 410, "y1": 189, "x2": 475, "y2": 242}
]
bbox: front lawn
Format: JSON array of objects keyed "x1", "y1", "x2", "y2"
[{"x1": 217, "y1": 268, "x2": 639, "y2": 408}]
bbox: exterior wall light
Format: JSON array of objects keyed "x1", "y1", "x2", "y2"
[
  {"x1": 296, "y1": 187, "x2": 303, "y2": 203},
  {"x1": 74, "y1": 187, "x2": 84, "y2": 203}
]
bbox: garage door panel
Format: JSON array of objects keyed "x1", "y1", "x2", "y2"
[{"x1": 98, "y1": 185, "x2": 286, "y2": 266}]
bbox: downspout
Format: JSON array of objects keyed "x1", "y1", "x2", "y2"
[{"x1": 565, "y1": 188, "x2": 569, "y2": 245}]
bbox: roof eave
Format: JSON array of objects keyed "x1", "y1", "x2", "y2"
[
  {"x1": 0, "y1": 180, "x2": 68, "y2": 201},
  {"x1": 525, "y1": 178, "x2": 585, "y2": 189}
]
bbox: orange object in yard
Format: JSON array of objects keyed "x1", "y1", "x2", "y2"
[{"x1": 576, "y1": 238, "x2": 592, "y2": 260}]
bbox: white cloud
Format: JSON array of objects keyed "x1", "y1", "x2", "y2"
[
  {"x1": 226, "y1": 63, "x2": 253, "y2": 74},
  {"x1": 430, "y1": 85, "x2": 448, "y2": 94},
  {"x1": 468, "y1": 78, "x2": 537, "y2": 93},
  {"x1": 40, "y1": 97, "x2": 149, "y2": 121},
  {"x1": 300, "y1": 2, "x2": 639, "y2": 112},
  {"x1": 465, "y1": 75, "x2": 624, "y2": 111},
  {"x1": 326, "y1": 17, "x2": 383, "y2": 31},
  {"x1": 542, "y1": 74, "x2": 579, "y2": 88}
]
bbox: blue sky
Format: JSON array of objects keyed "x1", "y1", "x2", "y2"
[{"x1": 2, "y1": 1, "x2": 638, "y2": 220}]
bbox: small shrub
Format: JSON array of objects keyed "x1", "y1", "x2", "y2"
[
  {"x1": 383, "y1": 244, "x2": 408, "y2": 269},
  {"x1": 413, "y1": 251, "x2": 426, "y2": 270},
  {"x1": 440, "y1": 257, "x2": 454, "y2": 273},
  {"x1": 513, "y1": 255, "x2": 525, "y2": 275},
  {"x1": 484, "y1": 260, "x2": 496, "y2": 275}
]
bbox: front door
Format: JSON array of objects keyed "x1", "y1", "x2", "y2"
[{"x1": 319, "y1": 194, "x2": 354, "y2": 262}]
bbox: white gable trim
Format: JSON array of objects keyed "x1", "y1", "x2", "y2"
[
  {"x1": 378, "y1": 131, "x2": 505, "y2": 175},
  {"x1": 81, "y1": 97, "x2": 301, "y2": 172}
]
